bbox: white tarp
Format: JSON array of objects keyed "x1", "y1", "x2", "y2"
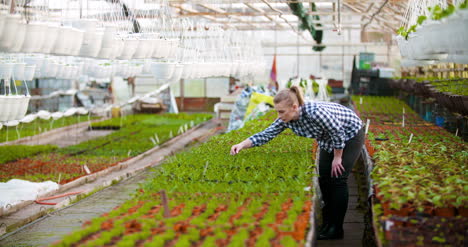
[{"x1": 0, "y1": 179, "x2": 59, "y2": 208}]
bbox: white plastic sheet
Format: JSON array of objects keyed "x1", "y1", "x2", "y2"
[
  {"x1": 20, "y1": 114, "x2": 37, "y2": 123},
  {"x1": 37, "y1": 110, "x2": 51, "y2": 120},
  {"x1": 3, "y1": 120, "x2": 19, "y2": 127},
  {"x1": 0, "y1": 179, "x2": 59, "y2": 208}
]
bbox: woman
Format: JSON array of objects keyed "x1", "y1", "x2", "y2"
[{"x1": 230, "y1": 86, "x2": 364, "y2": 240}]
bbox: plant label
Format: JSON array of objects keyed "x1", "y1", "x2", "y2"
[
  {"x1": 359, "y1": 97, "x2": 363, "y2": 105},
  {"x1": 127, "y1": 150, "x2": 132, "y2": 157},
  {"x1": 385, "y1": 220, "x2": 394, "y2": 231},
  {"x1": 402, "y1": 115, "x2": 405, "y2": 128},
  {"x1": 365, "y1": 119, "x2": 370, "y2": 135},
  {"x1": 83, "y1": 165, "x2": 91, "y2": 175},
  {"x1": 190, "y1": 121, "x2": 194, "y2": 128},
  {"x1": 408, "y1": 133, "x2": 413, "y2": 144},
  {"x1": 184, "y1": 124, "x2": 188, "y2": 132},
  {"x1": 169, "y1": 131, "x2": 173, "y2": 138},
  {"x1": 160, "y1": 190, "x2": 170, "y2": 218},
  {"x1": 150, "y1": 137, "x2": 156, "y2": 145},
  {"x1": 455, "y1": 128, "x2": 458, "y2": 136},
  {"x1": 58, "y1": 173, "x2": 62, "y2": 184},
  {"x1": 154, "y1": 133, "x2": 160, "y2": 144}
]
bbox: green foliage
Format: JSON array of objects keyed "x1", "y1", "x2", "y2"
[
  {"x1": 0, "y1": 116, "x2": 99, "y2": 143},
  {"x1": 355, "y1": 96, "x2": 467, "y2": 211},
  {"x1": 0, "y1": 144, "x2": 58, "y2": 164},
  {"x1": 52, "y1": 111, "x2": 315, "y2": 246}
]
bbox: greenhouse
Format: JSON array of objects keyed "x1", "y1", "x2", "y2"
[{"x1": 0, "y1": 0, "x2": 466, "y2": 246}]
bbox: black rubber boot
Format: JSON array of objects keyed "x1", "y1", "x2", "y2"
[{"x1": 317, "y1": 224, "x2": 344, "y2": 240}]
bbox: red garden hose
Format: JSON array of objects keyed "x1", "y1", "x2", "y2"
[{"x1": 34, "y1": 191, "x2": 83, "y2": 205}]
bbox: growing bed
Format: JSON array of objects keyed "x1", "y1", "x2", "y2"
[
  {"x1": 51, "y1": 111, "x2": 318, "y2": 246},
  {"x1": 353, "y1": 96, "x2": 467, "y2": 246},
  {"x1": 0, "y1": 113, "x2": 212, "y2": 184}
]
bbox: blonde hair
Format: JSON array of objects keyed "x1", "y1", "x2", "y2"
[{"x1": 274, "y1": 86, "x2": 305, "y2": 106}]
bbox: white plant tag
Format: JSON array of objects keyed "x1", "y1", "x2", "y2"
[
  {"x1": 365, "y1": 119, "x2": 370, "y2": 135},
  {"x1": 190, "y1": 121, "x2": 194, "y2": 128},
  {"x1": 58, "y1": 173, "x2": 62, "y2": 184},
  {"x1": 127, "y1": 150, "x2": 132, "y2": 157},
  {"x1": 385, "y1": 220, "x2": 394, "y2": 231},
  {"x1": 402, "y1": 114, "x2": 405, "y2": 128},
  {"x1": 150, "y1": 137, "x2": 156, "y2": 145},
  {"x1": 359, "y1": 97, "x2": 363, "y2": 105},
  {"x1": 184, "y1": 124, "x2": 188, "y2": 132},
  {"x1": 455, "y1": 128, "x2": 458, "y2": 136},
  {"x1": 155, "y1": 133, "x2": 160, "y2": 144},
  {"x1": 83, "y1": 165, "x2": 91, "y2": 174},
  {"x1": 169, "y1": 130, "x2": 173, "y2": 138},
  {"x1": 408, "y1": 133, "x2": 413, "y2": 144}
]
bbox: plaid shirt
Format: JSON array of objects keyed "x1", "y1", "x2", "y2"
[{"x1": 248, "y1": 101, "x2": 363, "y2": 153}]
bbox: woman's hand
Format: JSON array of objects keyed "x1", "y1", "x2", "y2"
[
  {"x1": 230, "y1": 143, "x2": 243, "y2": 155},
  {"x1": 230, "y1": 139, "x2": 253, "y2": 155},
  {"x1": 331, "y1": 157, "x2": 345, "y2": 177}
]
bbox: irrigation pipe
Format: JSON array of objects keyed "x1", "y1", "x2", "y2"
[{"x1": 34, "y1": 191, "x2": 83, "y2": 205}]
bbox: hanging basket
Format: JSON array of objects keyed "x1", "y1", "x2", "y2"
[
  {"x1": 0, "y1": 15, "x2": 21, "y2": 52},
  {"x1": 79, "y1": 31, "x2": 104, "y2": 58},
  {"x1": 21, "y1": 23, "x2": 46, "y2": 53},
  {"x1": 150, "y1": 62, "x2": 175, "y2": 80},
  {"x1": 9, "y1": 22, "x2": 26, "y2": 53},
  {"x1": 0, "y1": 63, "x2": 13, "y2": 80},
  {"x1": 118, "y1": 39, "x2": 139, "y2": 60},
  {"x1": 12, "y1": 63, "x2": 25, "y2": 81}
]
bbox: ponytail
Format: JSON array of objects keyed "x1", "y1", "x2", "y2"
[
  {"x1": 289, "y1": 86, "x2": 305, "y2": 106},
  {"x1": 274, "y1": 86, "x2": 305, "y2": 106}
]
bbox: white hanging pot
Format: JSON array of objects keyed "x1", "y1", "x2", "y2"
[
  {"x1": 0, "y1": 95, "x2": 8, "y2": 122},
  {"x1": 100, "y1": 26, "x2": 117, "y2": 48},
  {"x1": 23, "y1": 65, "x2": 36, "y2": 81},
  {"x1": 97, "y1": 26, "x2": 116, "y2": 59},
  {"x1": 169, "y1": 64, "x2": 183, "y2": 82},
  {"x1": 151, "y1": 38, "x2": 164, "y2": 58},
  {"x1": 7, "y1": 96, "x2": 22, "y2": 121},
  {"x1": 0, "y1": 15, "x2": 21, "y2": 51},
  {"x1": 12, "y1": 63, "x2": 26, "y2": 81},
  {"x1": 143, "y1": 59, "x2": 152, "y2": 74},
  {"x1": 79, "y1": 30, "x2": 104, "y2": 58},
  {"x1": 118, "y1": 39, "x2": 139, "y2": 60},
  {"x1": 112, "y1": 39, "x2": 125, "y2": 59},
  {"x1": 167, "y1": 39, "x2": 180, "y2": 59},
  {"x1": 40, "y1": 25, "x2": 60, "y2": 54},
  {"x1": 69, "y1": 28, "x2": 85, "y2": 56},
  {"x1": 21, "y1": 23, "x2": 46, "y2": 53},
  {"x1": 0, "y1": 63, "x2": 13, "y2": 80},
  {"x1": 15, "y1": 95, "x2": 30, "y2": 121},
  {"x1": 133, "y1": 39, "x2": 154, "y2": 59},
  {"x1": 52, "y1": 26, "x2": 69, "y2": 55},
  {"x1": 24, "y1": 56, "x2": 44, "y2": 78},
  {"x1": 9, "y1": 22, "x2": 26, "y2": 53},
  {"x1": 150, "y1": 62, "x2": 176, "y2": 80},
  {"x1": 0, "y1": 13, "x2": 6, "y2": 38},
  {"x1": 158, "y1": 39, "x2": 172, "y2": 59}
]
